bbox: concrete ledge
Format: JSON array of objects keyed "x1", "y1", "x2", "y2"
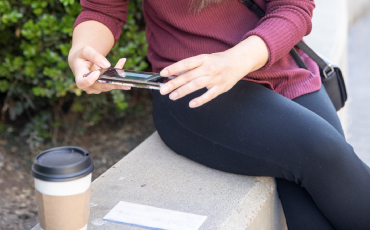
[
  {"x1": 87, "y1": 132, "x2": 287, "y2": 229},
  {"x1": 33, "y1": 132, "x2": 287, "y2": 229}
]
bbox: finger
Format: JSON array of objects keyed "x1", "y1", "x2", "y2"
[
  {"x1": 71, "y1": 56, "x2": 94, "y2": 76},
  {"x1": 114, "y1": 58, "x2": 127, "y2": 69},
  {"x1": 72, "y1": 53, "x2": 102, "y2": 89},
  {"x1": 189, "y1": 86, "x2": 221, "y2": 108},
  {"x1": 80, "y1": 46, "x2": 111, "y2": 69},
  {"x1": 160, "y1": 55, "x2": 204, "y2": 77},
  {"x1": 160, "y1": 67, "x2": 206, "y2": 95},
  {"x1": 90, "y1": 64, "x2": 100, "y2": 72},
  {"x1": 169, "y1": 75, "x2": 209, "y2": 100},
  {"x1": 90, "y1": 81, "x2": 129, "y2": 91},
  {"x1": 119, "y1": 85, "x2": 132, "y2": 90},
  {"x1": 85, "y1": 89, "x2": 101, "y2": 94},
  {"x1": 76, "y1": 70, "x2": 101, "y2": 89}
]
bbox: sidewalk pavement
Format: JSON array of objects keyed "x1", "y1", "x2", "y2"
[{"x1": 346, "y1": 10, "x2": 370, "y2": 166}]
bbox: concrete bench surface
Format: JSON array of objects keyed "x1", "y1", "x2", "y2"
[{"x1": 33, "y1": 132, "x2": 287, "y2": 230}]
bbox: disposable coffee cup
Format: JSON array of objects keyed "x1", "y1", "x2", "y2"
[{"x1": 31, "y1": 146, "x2": 94, "y2": 230}]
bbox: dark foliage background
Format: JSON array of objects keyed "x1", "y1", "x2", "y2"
[{"x1": 0, "y1": 0, "x2": 149, "y2": 152}]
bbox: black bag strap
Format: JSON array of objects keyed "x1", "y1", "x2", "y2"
[
  {"x1": 296, "y1": 41, "x2": 335, "y2": 78},
  {"x1": 240, "y1": 0, "x2": 333, "y2": 76},
  {"x1": 289, "y1": 48, "x2": 308, "y2": 69},
  {"x1": 240, "y1": 0, "x2": 265, "y2": 18}
]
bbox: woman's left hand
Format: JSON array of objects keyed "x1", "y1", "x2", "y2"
[{"x1": 159, "y1": 35, "x2": 269, "y2": 108}]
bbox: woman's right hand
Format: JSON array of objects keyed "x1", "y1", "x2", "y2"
[{"x1": 68, "y1": 45, "x2": 131, "y2": 94}]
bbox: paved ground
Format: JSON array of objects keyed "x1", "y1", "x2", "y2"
[{"x1": 346, "y1": 10, "x2": 370, "y2": 166}]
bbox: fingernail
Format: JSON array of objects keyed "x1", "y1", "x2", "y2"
[
  {"x1": 160, "y1": 85, "x2": 169, "y2": 95},
  {"x1": 169, "y1": 91, "x2": 178, "y2": 100},
  {"x1": 190, "y1": 101, "x2": 197, "y2": 108},
  {"x1": 101, "y1": 59, "x2": 111, "y2": 68},
  {"x1": 160, "y1": 69, "x2": 169, "y2": 76}
]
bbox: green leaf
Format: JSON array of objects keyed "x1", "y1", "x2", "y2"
[
  {"x1": 0, "y1": 80, "x2": 9, "y2": 92},
  {"x1": 33, "y1": 8, "x2": 43, "y2": 15},
  {"x1": 32, "y1": 86, "x2": 46, "y2": 97},
  {"x1": 117, "y1": 102, "x2": 128, "y2": 111},
  {"x1": 21, "y1": 43, "x2": 38, "y2": 58},
  {"x1": 59, "y1": 0, "x2": 75, "y2": 6},
  {"x1": 72, "y1": 102, "x2": 84, "y2": 112},
  {"x1": 21, "y1": 19, "x2": 42, "y2": 40},
  {"x1": 74, "y1": 88, "x2": 82, "y2": 96},
  {"x1": 0, "y1": 1, "x2": 11, "y2": 14},
  {"x1": 24, "y1": 61, "x2": 36, "y2": 77},
  {"x1": 1, "y1": 10, "x2": 23, "y2": 24}
]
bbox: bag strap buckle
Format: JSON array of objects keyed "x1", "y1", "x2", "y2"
[{"x1": 323, "y1": 64, "x2": 335, "y2": 78}]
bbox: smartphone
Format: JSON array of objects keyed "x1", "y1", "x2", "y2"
[{"x1": 84, "y1": 68, "x2": 174, "y2": 90}]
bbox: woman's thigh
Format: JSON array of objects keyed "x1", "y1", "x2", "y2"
[{"x1": 152, "y1": 80, "x2": 349, "y2": 181}]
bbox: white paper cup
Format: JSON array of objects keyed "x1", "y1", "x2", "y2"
[{"x1": 31, "y1": 147, "x2": 94, "y2": 230}]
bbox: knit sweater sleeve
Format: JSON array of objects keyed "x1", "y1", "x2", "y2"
[
  {"x1": 242, "y1": 0, "x2": 315, "y2": 69},
  {"x1": 73, "y1": 0, "x2": 129, "y2": 43}
]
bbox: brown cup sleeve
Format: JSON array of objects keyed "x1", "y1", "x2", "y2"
[{"x1": 36, "y1": 186, "x2": 91, "y2": 230}]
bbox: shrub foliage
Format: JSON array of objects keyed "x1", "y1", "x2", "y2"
[{"x1": 0, "y1": 0, "x2": 148, "y2": 149}]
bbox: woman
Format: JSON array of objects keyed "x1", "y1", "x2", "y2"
[{"x1": 68, "y1": 0, "x2": 370, "y2": 229}]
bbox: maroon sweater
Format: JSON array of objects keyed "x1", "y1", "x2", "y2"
[{"x1": 74, "y1": 0, "x2": 321, "y2": 99}]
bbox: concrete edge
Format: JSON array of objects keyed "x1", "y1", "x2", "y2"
[
  {"x1": 220, "y1": 177, "x2": 287, "y2": 230},
  {"x1": 246, "y1": 180, "x2": 287, "y2": 230}
]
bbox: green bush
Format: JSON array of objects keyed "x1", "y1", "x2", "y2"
[{"x1": 0, "y1": 0, "x2": 148, "y2": 150}]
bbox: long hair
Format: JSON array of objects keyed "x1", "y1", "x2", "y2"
[{"x1": 190, "y1": 0, "x2": 224, "y2": 12}]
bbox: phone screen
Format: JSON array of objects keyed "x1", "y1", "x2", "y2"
[
  {"x1": 124, "y1": 72, "x2": 154, "y2": 79},
  {"x1": 100, "y1": 68, "x2": 161, "y2": 82}
]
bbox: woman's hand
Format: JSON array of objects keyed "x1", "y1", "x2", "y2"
[
  {"x1": 159, "y1": 52, "x2": 247, "y2": 108},
  {"x1": 68, "y1": 45, "x2": 131, "y2": 94},
  {"x1": 159, "y1": 36, "x2": 269, "y2": 108}
]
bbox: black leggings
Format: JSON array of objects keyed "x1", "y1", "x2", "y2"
[{"x1": 152, "y1": 81, "x2": 370, "y2": 230}]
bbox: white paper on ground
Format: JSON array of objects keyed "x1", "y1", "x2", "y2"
[{"x1": 103, "y1": 201, "x2": 207, "y2": 230}]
